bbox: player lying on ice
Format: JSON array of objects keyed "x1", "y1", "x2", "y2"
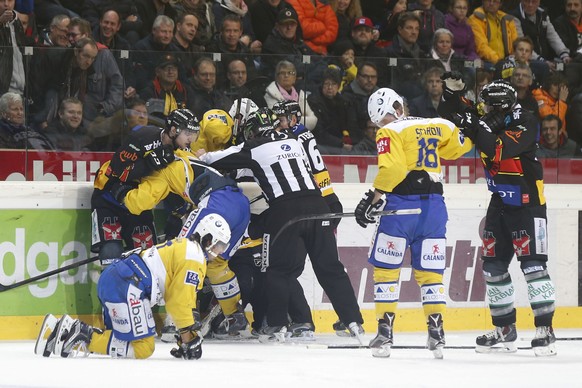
[{"x1": 35, "y1": 213, "x2": 231, "y2": 360}]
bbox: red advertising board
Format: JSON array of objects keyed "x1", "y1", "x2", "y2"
[{"x1": 1, "y1": 151, "x2": 581, "y2": 183}]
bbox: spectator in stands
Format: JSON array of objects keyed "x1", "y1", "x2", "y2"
[
  {"x1": 328, "y1": 0, "x2": 363, "y2": 48},
  {"x1": 139, "y1": 54, "x2": 195, "y2": 118},
  {"x1": 82, "y1": 0, "x2": 143, "y2": 44},
  {"x1": 0, "y1": 0, "x2": 26, "y2": 96},
  {"x1": 87, "y1": 98, "x2": 149, "y2": 151},
  {"x1": 262, "y1": 7, "x2": 315, "y2": 77},
  {"x1": 286, "y1": 0, "x2": 338, "y2": 55},
  {"x1": 17, "y1": 11, "x2": 38, "y2": 45},
  {"x1": 509, "y1": 0, "x2": 571, "y2": 70},
  {"x1": 225, "y1": 59, "x2": 250, "y2": 100},
  {"x1": 408, "y1": 66, "x2": 444, "y2": 118},
  {"x1": 351, "y1": 118, "x2": 378, "y2": 155},
  {"x1": 264, "y1": 59, "x2": 318, "y2": 130},
  {"x1": 385, "y1": 12, "x2": 429, "y2": 100},
  {"x1": 39, "y1": 14, "x2": 70, "y2": 47},
  {"x1": 510, "y1": 63, "x2": 539, "y2": 117},
  {"x1": 213, "y1": 0, "x2": 260, "y2": 51},
  {"x1": 350, "y1": 16, "x2": 387, "y2": 85},
  {"x1": 34, "y1": 0, "x2": 80, "y2": 28},
  {"x1": 308, "y1": 66, "x2": 358, "y2": 153},
  {"x1": 132, "y1": 15, "x2": 179, "y2": 92},
  {"x1": 329, "y1": 41, "x2": 357, "y2": 91},
  {"x1": 250, "y1": 0, "x2": 291, "y2": 44},
  {"x1": 532, "y1": 72, "x2": 569, "y2": 137},
  {"x1": 444, "y1": 0, "x2": 478, "y2": 60},
  {"x1": 44, "y1": 97, "x2": 90, "y2": 151},
  {"x1": 207, "y1": 14, "x2": 259, "y2": 88},
  {"x1": 135, "y1": 0, "x2": 177, "y2": 39},
  {"x1": 67, "y1": 18, "x2": 124, "y2": 126},
  {"x1": 174, "y1": 0, "x2": 216, "y2": 47},
  {"x1": 93, "y1": 9, "x2": 131, "y2": 52},
  {"x1": 430, "y1": 28, "x2": 466, "y2": 73},
  {"x1": 0, "y1": 92, "x2": 54, "y2": 150},
  {"x1": 537, "y1": 114, "x2": 582, "y2": 158},
  {"x1": 408, "y1": 0, "x2": 445, "y2": 53},
  {"x1": 467, "y1": 0, "x2": 518, "y2": 66},
  {"x1": 189, "y1": 57, "x2": 232, "y2": 117},
  {"x1": 566, "y1": 94, "x2": 582, "y2": 144},
  {"x1": 172, "y1": 12, "x2": 205, "y2": 79},
  {"x1": 554, "y1": 0, "x2": 582, "y2": 98},
  {"x1": 377, "y1": 0, "x2": 407, "y2": 46},
  {"x1": 341, "y1": 61, "x2": 379, "y2": 143}
]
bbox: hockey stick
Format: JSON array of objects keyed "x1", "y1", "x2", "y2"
[
  {"x1": 270, "y1": 208, "x2": 421, "y2": 247},
  {"x1": 231, "y1": 98, "x2": 242, "y2": 145},
  {"x1": 0, "y1": 247, "x2": 141, "y2": 292},
  {"x1": 308, "y1": 344, "x2": 533, "y2": 350}
]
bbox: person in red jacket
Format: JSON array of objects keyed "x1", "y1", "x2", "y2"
[{"x1": 286, "y1": 0, "x2": 338, "y2": 55}]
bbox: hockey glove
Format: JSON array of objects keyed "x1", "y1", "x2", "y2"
[
  {"x1": 171, "y1": 328, "x2": 202, "y2": 360},
  {"x1": 453, "y1": 112, "x2": 480, "y2": 141},
  {"x1": 147, "y1": 145, "x2": 176, "y2": 169},
  {"x1": 354, "y1": 190, "x2": 384, "y2": 228},
  {"x1": 109, "y1": 181, "x2": 135, "y2": 204},
  {"x1": 441, "y1": 71, "x2": 466, "y2": 100},
  {"x1": 481, "y1": 110, "x2": 507, "y2": 134}
]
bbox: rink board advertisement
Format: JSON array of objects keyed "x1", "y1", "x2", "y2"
[{"x1": 0, "y1": 182, "x2": 580, "y2": 339}]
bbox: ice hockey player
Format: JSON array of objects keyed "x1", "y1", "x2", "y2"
[
  {"x1": 35, "y1": 214, "x2": 231, "y2": 360},
  {"x1": 198, "y1": 108, "x2": 364, "y2": 343},
  {"x1": 91, "y1": 108, "x2": 199, "y2": 265},
  {"x1": 355, "y1": 87, "x2": 473, "y2": 358},
  {"x1": 440, "y1": 73, "x2": 557, "y2": 356}
]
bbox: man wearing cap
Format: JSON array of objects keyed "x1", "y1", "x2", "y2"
[
  {"x1": 350, "y1": 16, "x2": 388, "y2": 85},
  {"x1": 138, "y1": 54, "x2": 195, "y2": 118},
  {"x1": 262, "y1": 7, "x2": 315, "y2": 76},
  {"x1": 250, "y1": 0, "x2": 294, "y2": 44}
]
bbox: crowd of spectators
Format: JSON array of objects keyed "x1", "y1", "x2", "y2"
[{"x1": 0, "y1": 0, "x2": 581, "y2": 158}]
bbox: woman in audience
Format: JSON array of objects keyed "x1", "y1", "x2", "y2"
[
  {"x1": 329, "y1": 0, "x2": 363, "y2": 46},
  {"x1": 444, "y1": 0, "x2": 478, "y2": 60}
]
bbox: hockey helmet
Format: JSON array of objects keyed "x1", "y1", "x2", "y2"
[
  {"x1": 272, "y1": 100, "x2": 302, "y2": 123},
  {"x1": 367, "y1": 88, "x2": 404, "y2": 126},
  {"x1": 242, "y1": 108, "x2": 280, "y2": 141},
  {"x1": 189, "y1": 213, "x2": 231, "y2": 258},
  {"x1": 479, "y1": 80, "x2": 517, "y2": 111},
  {"x1": 166, "y1": 109, "x2": 200, "y2": 134},
  {"x1": 229, "y1": 98, "x2": 259, "y2": 125}
]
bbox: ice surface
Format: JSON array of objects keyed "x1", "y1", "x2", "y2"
[{"x1": 1, "y1": 330, "x2": 580, "y2": 388}]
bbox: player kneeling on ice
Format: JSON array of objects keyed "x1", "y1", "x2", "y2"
[
  {"x1": 355, "y1": 87, "x2": 473, "y2": 359},
  {"x1": 35, "y1": 214, "x2": 231, "y2": 360}
]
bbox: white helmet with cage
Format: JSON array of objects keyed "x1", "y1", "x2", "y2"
[
  {"x1": 229, "y1": 98, "x2": 259, "y2": 124},
  {"x1": 189, "y1": 213, "x2": 231, "y2": 258},
  {"x1": 368, "y1": 88, "x2": 404, "y2": 126}
]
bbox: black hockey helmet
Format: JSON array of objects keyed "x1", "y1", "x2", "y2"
[
  {"x1": 272, "y1": 100, "x2": 302, "y2": 121},
  {"x1": 242, "y1": 108, "x2": 280, "y2": 141},
  {"x1": 479, "y1": 80, "x2": 517, "y2": 111},
  {"x1": 165, "y1": 108, "x2": 200, "y2": 135}
]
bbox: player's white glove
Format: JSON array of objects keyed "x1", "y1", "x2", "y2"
[
  {"x1": 441, "y1": 71, "x2": 466, "y2": 100},
  {"x1": 354, "y1": 190, "x2": 384, "y2": 228}
]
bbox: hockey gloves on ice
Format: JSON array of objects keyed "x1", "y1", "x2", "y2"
[
  {"x1": 171, "y1": 327, "x2": 202, "y2": 360},
  {"x1": 355, "y1": 189, "x2": 383, "y2": 228},
  {"x1": 441, "y1": 71, "x2": 465, "y2": 100}
]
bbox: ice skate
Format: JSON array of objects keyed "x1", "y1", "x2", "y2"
[
  {"x1": 475, "y1": 323, "x2": 517, "y2": 353},
  {"x1": 369, "y1": 313, "x2": 394, "y2": 358},
  {"x1": 257, "y1": 325, "x2": 287, "y2": 343},
  {"x1": 34, "y1": 314, "x2": 59, "y2": 357},
  {"x1": 53, "y1": 315, "x2": 96, "y2": 358},
  {"x1": 286, "y1": 322, "x2": 315, "y2": 341},
  {"x1": 332, "y1": 320, "x2": 351, "y2": 337},
  {"x1": 531, "y1": 326, "x2": 557, "y2": 357},
  {"x1": 427, "y1": 313, "x2": 445, "y2": 359},
  {"x1": 348, "y1": 322, "x2": 365, "y2": 345},
  {"x1": 161, "y1": 314, "x2": 178, "y2": 343},
  {"x1": 212, "y1": 304, "x2": 248, "y2": 339}
]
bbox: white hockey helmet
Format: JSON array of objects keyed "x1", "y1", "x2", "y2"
[
  {"x1": 229, "y1": 98, "x2": 259, "y2": 124},
  {"x1": 368, "y1": 88, "x2": 404, "y2": 126},
  {"x1": 190, "y1": 213, "x2": 231, "y2": 258}
]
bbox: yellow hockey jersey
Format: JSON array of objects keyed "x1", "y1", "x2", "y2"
[
  {"x1": 374, "y1": 116, "x2": 473, "y2": 193},
  {"x1": 140, "y1": 238, "x2": 207, "y2": 330}
]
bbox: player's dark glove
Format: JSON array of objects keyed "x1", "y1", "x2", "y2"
[
  {"x1": 481, "y1": 110, "x2": 507, "y2": 134},
  {"x1": 147, "y1": 144, "x2": 176, "y2": 169},
  {"x1": 452, "y1": 111, "x2": 480, "y2": 141},
  {"x1": 170, "y1": 328, "x2": 202, "y2": 360},
  {"x1": 354, "y1": 190, "x2": 384, "y2": 228},
  {"x1": 441, "y1": 71, "x2": 466, "y2": 100},
  {"x1": 109, "y1": 181, "x2": 135, "y2": 203}
]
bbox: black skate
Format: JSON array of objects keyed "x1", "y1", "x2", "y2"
[
  {"x1": 531, "y1": 326, "x2": 557, "y2": 357},
  {"x1": 369, "y1": 313, "x2": 394, "y2": 358},
  {"x1": 212, "y1": 304, "x2": 248, "y2": 339},
  {"x1": 332, "y1": 320, "x2": 365, "y2": 344},
  {"x1": 332, "y1": 320, "x2": 351, "y2": 337},
  {"x1": 475, "y1": 323, "x2": 517, "y2": 353},
  {"x1": 53, "y1": 315, "x2": 96, "y2": 358},
  {"x1": 427, "y1": 313, "x2": 445, "y2": 359},
  {"x1": 257, "y1": 325, "x2": 287, "y2": 343},
  {"x1": 286, "y1": 322, "x2": 316, "y2": 341},
  {"x1": 35, "y1": 314, "x2": 59, "y2": 357}
]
